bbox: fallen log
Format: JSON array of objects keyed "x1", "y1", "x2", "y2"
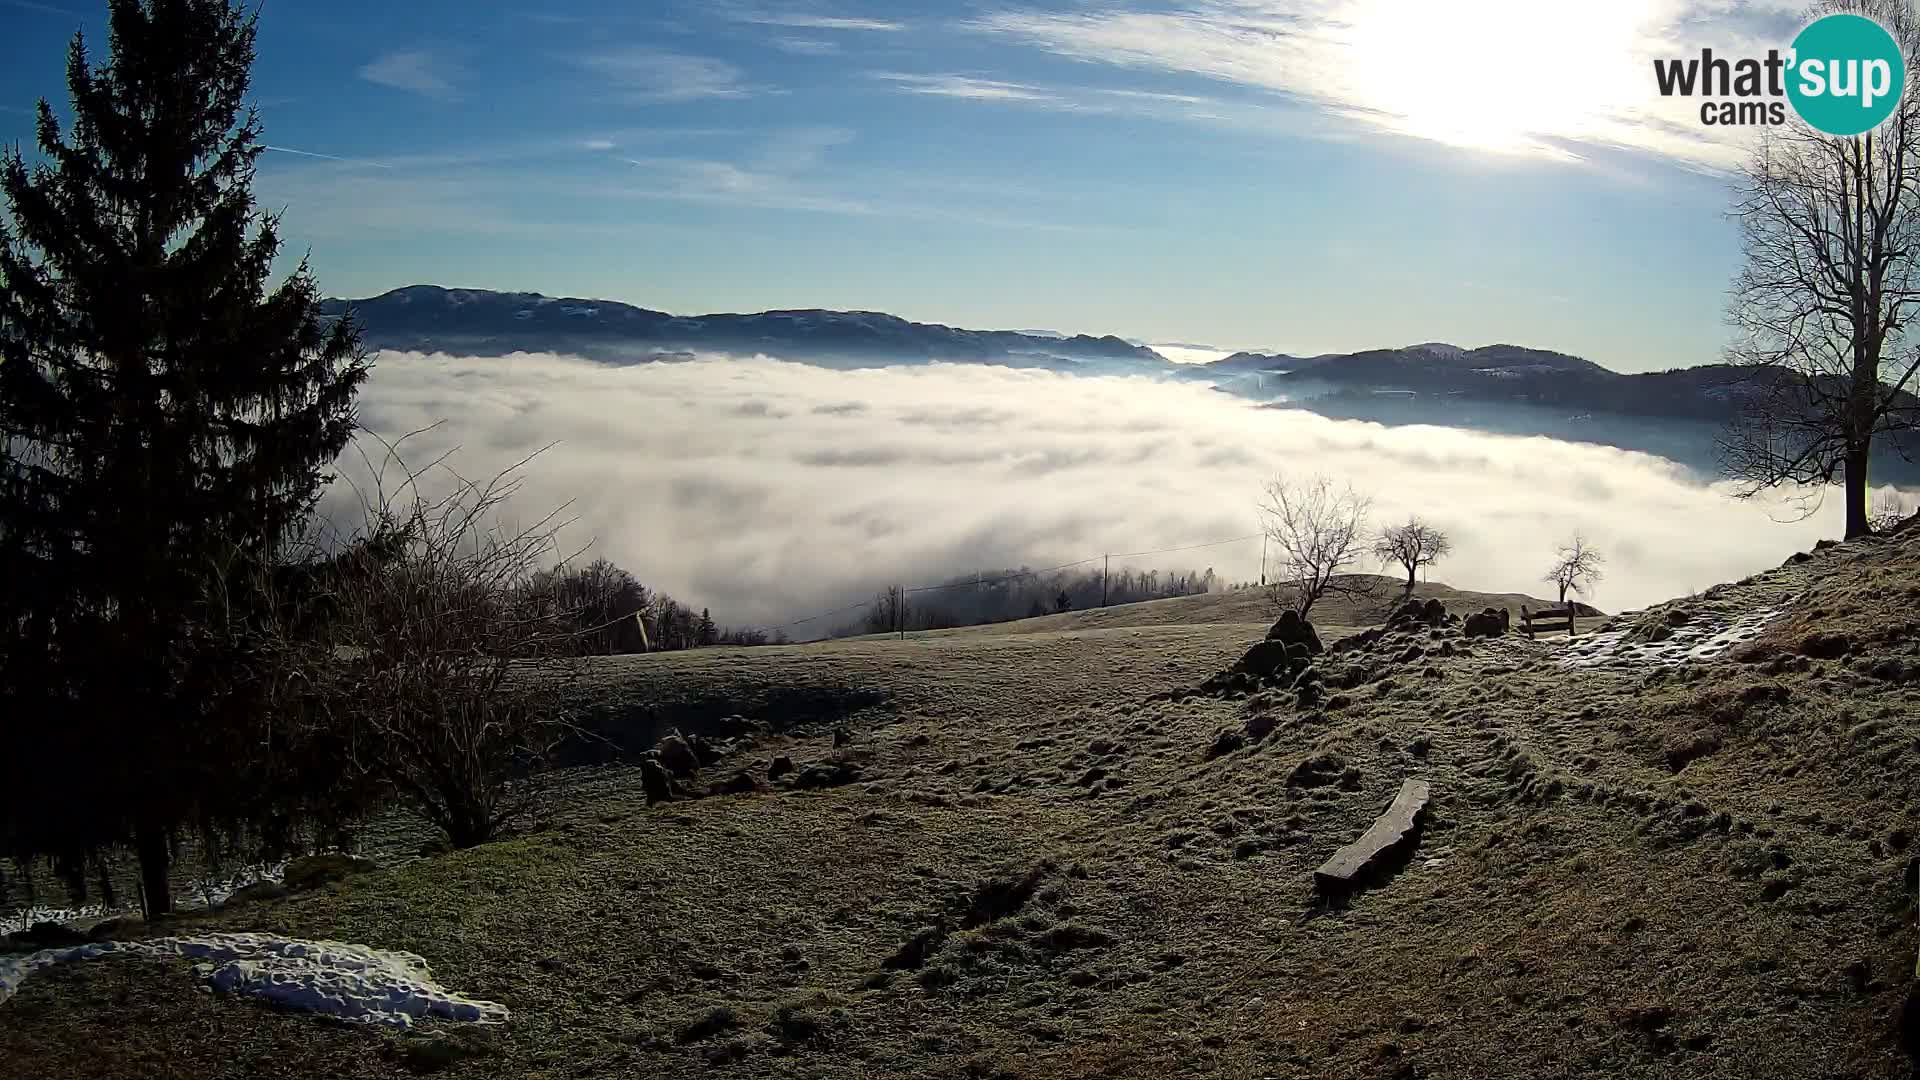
[{"x1": 1314, "y1": 779, "x2": 1431, "y2": 893}]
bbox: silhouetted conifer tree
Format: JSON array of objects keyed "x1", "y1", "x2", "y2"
[{"x1": 0, "y1": 0, "x2": 367, "y2": 914}]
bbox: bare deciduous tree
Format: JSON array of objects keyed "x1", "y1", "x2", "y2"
[
  {"x1": 1720, "y1": 0, "x2": 1920, "y2": 539},
  {"x1": 1372, "y1": 517, "x2": 1452, "y2": 596},
  {"x1": 1544, "y1": 535, "x2": 1605, "y2": 607},
  {"x1": 866, "y1": 585, "x2": 910, "y2": 635},
  {"x1": 1259, "y1": 475, "x2": 1372, "y2": 618}
]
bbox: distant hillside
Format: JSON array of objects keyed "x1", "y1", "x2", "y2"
[
  {"x1": 320, "y1": 286, "x2": 1167, "y2": 371},
  {"x1": 325, "y1": 287, "x2": 1920, "y2": 480},
  {"x1": 900, "y1": 574, "x2": 1584, "y2": 640},
  {"x1": 1189, "y1": 342, "x2": 1768, "y2": 422}
]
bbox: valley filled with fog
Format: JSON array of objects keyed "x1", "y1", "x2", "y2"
[{"x1": 322, "y1": 350, "x2": 1869, "y2": 634}]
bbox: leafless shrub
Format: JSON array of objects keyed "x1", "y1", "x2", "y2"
[
  {"x1": 1259, "y1": 475, "x2": 1372, "y2": 618},
  {"x1": 269, "y1": 428, "x2": 595, "y2": 849}
]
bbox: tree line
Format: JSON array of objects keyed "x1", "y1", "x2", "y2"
[
  {"x1": 528, "y1": 558, "x2": 781, "y2": 654},
  {"x1": 845, "y1": 565, "x2": 1218, "y2": 636}
]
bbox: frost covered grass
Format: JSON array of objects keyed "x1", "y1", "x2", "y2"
[{"x1": 7, "y1": 537, "x2": 1920, "y2": 1077}]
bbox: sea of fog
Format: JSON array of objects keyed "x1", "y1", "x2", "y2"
[{"x1": 323, "y1": 351, "x2": 1863, "y2": 633}]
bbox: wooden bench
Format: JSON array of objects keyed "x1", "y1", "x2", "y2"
[
  {"x1": 1314, "y1": 779, "x2": 1430, "y2": 893},
  {"x1": 1521, "y1": 606, "x2": 1576, "y2": 639}
]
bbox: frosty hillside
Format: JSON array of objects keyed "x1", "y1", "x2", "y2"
[{"x1": 12, "y1": 1, "x2": 1920, "y2": 1079}]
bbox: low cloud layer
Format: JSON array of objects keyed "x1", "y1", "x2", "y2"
[{"x1": 332, "y1": 352, "x2": 1854, "y2": 634}]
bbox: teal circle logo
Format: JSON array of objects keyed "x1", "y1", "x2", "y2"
[{"x1": 1787, "y1": 14, "x2": 1906, "y2": 136}]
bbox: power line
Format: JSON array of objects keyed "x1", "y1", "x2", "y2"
[
  {"x1": 741, "y1": 531, "x2": 1265, "y2": 638},
  {"x1": 1110, "y1": 533, "x2": 1262, "y2": 559}
]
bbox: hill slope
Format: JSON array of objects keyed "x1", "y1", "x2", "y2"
[
  {"x1": 907, "y1": 573, "x2": 1583, "y2": 638},
  {"x1": 9, "y1": 535, "x2": 1920, "y2": 1077}
]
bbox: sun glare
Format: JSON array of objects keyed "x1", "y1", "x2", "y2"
[{"x1": 1338, "y1": 0, "x2": 1657, "y2": 156}]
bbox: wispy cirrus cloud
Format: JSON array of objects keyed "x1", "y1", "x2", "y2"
[
  {"x1": 264, "y1": 145, "x2": 393, "y2": 169},
  {"x1": 963, "y1": 0, "x2": 1801, "y2": 169},
  {"x1": 1, "y1": 0, "x2": 84, "y2": 18},
  {"x1": 728, "y1": 10, "x2": 904, "y2": 32},
  {"x1": 573, "y1": 48, "x2": 757, "y2": 103},
  {"x1": 869, "y1": 71, "x2": 1345, "y2": 142},
  {"x1": 876, "y1": 73, "x2": 1218, "y2": 111},
  {"x1": 614, "y1": 125, "x2": 865, "y2": 214},
  {"x1": 358, "y1": 50, "x2": 465, "y2": 102},
  {"x1": 876, "y1": 73, "x2": 1055, "y2": 103},
  {"x1": 771, "y1": 38, "x2": 842, "y2": 56}
]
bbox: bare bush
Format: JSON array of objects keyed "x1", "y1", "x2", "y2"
[
  {"x1": 1259, "y1": 475, "x2": 1372, "y2": 618},
  {"x1": 276, "y1": 431, "x2": 591, "y2": 849}
]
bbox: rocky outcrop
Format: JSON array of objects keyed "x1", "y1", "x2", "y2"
[
  {"x1": 1462, "y1": 608, "x2": 1510, "y2": 639},
  {"x1": 1264, "y1": 610, "x2": 1324, "y2": 655},
  {"x1": 655, "y1": 733, "x2": 700, "y2": 777}
]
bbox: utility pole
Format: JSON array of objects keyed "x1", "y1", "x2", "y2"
[
  {"x1": 1101, "y1": 554, "x2": 1109, "y2": 607},
  {"x1": 897, "y1": 585, "x2": 905, "y2": 640},
  {"x1": 1260, "y1": 531, "x2": 1268, "y2": 587}
]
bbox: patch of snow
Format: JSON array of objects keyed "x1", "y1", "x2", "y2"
[
  {"x1": 514, "y1": 309, "x2": 534, "y2": 320},
  {"x1": 0, "y1": 933, "x2": 508, "y2": 1028},
  {"x1": 4, "y1": 860, "x2": 284, "y2": 938},
  {"x1": 560, "y1": 306, "x2": 599, "y2": 318},
  {"x1": 1153, "y1": 344, "x2": 1234, "y2": 365},
  {"x1": 0, "y1": 904, "x2": 113, "y2": 938},
  {"x1": 1557, "y1": 604, "x2": 1792, "y2": 670}
]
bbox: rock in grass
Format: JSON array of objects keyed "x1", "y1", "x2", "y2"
[
  {"x1": 676, "y1": 1006, "x2": 740, "y2": 1044},
  {"x1": 1233, "y1": 640, "x2": 1309, "y2": 681},
  {"x1": 1462, "y1": 609, "x2": 1507, "y2": 638},
  {"x1": 768, "y1": 755, "x2": 796, "y2": 782},
  {"x1": 1265, "y1": 609, "x2": 1324, "y2": 655},
  {"x1": 707, "y1": 770, "x2": 761, "y2": 797},
  {"x1": 641, "y1": 759, "x2": 678, "y2": 806},
  {"x1": 655, "y1": 734, "x2": 701, "y2": 778},
  {"x1": 793, "y1": 761, "x2": 863, "y2": 789},
  {"x1": 225, "y1": 880, "x2": 289, "y2": 906},
  {"x1": 282, "y1": 853, "x2": 378, "y2": 893},
  {"x1": 883, "y1": 926, "x2": 946, "y2": 970},
  {"x1": 1207, "y1": 729, "x2": 1246, "y2": 759},
  {"x1": 5, "y1": 921, "x2": 89, "y2": 950},
  {"x1": 394, "y1": 1026, "x2": 498, "y2": 1075}
]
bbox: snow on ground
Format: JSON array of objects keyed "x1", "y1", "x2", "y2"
[
  {"x1": 0, "y1": 932, "x2": 508, "y2": 1027},
  {"x1": 2, "y1": 861, "x2": 286, "y2": 937},
  {"x1": 1556, "y1": 603, "x2": 1793, "y2": 670}
]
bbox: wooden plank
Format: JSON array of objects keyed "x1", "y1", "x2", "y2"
[{"x1": 1314, "y1": 779, "x2": 1431, "y2": 891}]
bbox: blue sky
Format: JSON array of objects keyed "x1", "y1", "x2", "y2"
[{"x1": 1, "y1": 1, "x2": 1812, "y2": 371}]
